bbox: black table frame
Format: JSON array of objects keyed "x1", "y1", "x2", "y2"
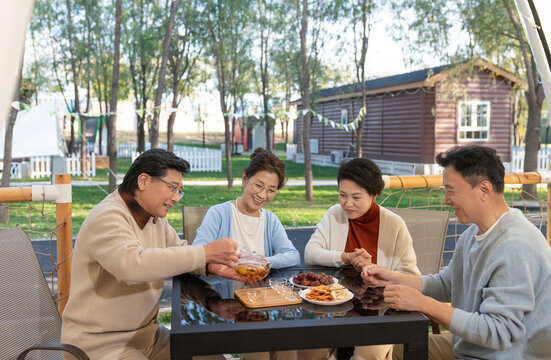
[{"x1": 171, "y1": 272, "x2": 428, "y2": 360}]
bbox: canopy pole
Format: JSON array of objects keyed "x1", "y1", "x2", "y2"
[{"x1": 55, "y1": 174, "x2": 72, "y2": 316}]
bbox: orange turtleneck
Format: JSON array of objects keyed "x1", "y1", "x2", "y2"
[{"x1": 344, "y1": 202, "x2": 380, "y2": 264}]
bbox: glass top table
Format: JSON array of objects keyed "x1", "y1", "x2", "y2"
[{"x1": 171, "y1": 266, "x2": 428, "y2": 359}]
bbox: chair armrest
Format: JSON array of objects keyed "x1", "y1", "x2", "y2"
[{"x1": 17, "y1": 342, "x2": 89, "y2": 360}]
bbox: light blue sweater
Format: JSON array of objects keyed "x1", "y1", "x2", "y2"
[
  {"x1": 422, "y1": 208, "x2": 551, "y2": 359},
  {"x1": 192, "y1": 201, "x2": 300, "y2": 269}
]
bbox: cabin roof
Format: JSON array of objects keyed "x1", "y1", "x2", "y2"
[{"x1": 293, "y1": 58, "x2": 523, "y2": 105}]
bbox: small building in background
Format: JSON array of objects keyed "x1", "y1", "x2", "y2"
[
  {"x1": 233, "y1": 116, "x2": 275, "y2": 154},
  {"x1": 292, "y1": 58, "x2": 523, "y2": 174}
]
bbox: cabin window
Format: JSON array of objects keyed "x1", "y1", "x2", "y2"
[
  {"x1": 341, "y1": 109, "x2": 348, "y2": 124},
  {"x1": 457, "y1": 101, "x2": 490, "y2": 141},
  {"x1": 310, "y1": 139, "x2": 319, "y2": 153}
]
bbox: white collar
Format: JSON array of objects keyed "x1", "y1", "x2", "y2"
[{"x1": 474, "y1": 208, "x2": 511, "y2": 242}]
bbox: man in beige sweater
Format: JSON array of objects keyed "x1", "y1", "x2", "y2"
[{"x1": 61, "y1": 149, "x2": 244, "y2": 360}]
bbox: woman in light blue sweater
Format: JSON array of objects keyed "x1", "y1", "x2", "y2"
[{"x1": 193, "y1": 148, "x2": 299, "y2": 269}]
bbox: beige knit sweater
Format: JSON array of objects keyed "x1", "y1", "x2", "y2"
[
  {"x1": 305, "y1": 204, "x2": 420, "y2": 275},
  {"x1": 61, "y1": 191, "x2": 206, "y2": 359}
]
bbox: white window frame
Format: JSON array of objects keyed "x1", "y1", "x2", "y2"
[
  {"x1": 340, "y1": 109, "x2": 348, "y2": 124},
  {"x1": 457, "y1": 100, "x2": 490, "y2": 141}
]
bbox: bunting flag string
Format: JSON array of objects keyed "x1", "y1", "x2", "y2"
[
  {"x1": 8, "y1": 100, "x2": 365, "y2": 133},
  {"x1": 297, "y1": 106, "x2": 367, "y2": 132},
  {"x1": 10, "y1": 101, "x2": 179, "y2": 118},
  {"x1": 10, "y1": 101, "x2": 31, "y2": 111},
  {"x1": 222, "y1": 111, "x2": 296, "y2": 122}
]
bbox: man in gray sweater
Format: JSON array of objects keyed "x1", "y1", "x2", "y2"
[{"x1": 362, "y1": 145, "x2": 551, "y2": 359}]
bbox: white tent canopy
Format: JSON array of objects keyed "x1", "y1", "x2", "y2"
[
  {"x1": 515, "y1": 0, "x2": 551, "y2": 119},
  {"x1": 0, "y1": 103, "x2": 67, "y2": 159},
  {"x1": 0, "y1": 1, "x2": 33, "y2": 135}
]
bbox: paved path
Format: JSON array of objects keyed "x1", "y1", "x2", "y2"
[{"x1": 11, "y1": 177, "x2": 338, "y2": 187}]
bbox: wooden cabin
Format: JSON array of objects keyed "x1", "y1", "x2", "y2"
[{"x1": 292, "y1": 58, "x2": 523, "y2": 174}]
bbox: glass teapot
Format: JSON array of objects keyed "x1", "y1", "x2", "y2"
[{"x1": 234, "y1": 248, "x2": 271, "y2": 280}]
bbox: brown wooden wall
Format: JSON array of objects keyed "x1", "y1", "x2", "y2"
[
  {"x1": 433, "y1": 70, "x2": 513, "y2": 162},
  {"x1": 296, "y1": 68, "x2": 514, "y2": 164},
  {"x1": 297, "y1": 89, "x2": 434, "y2": 163}
]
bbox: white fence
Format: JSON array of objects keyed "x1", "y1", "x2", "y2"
[
  {"x1": 118, "y1": 142, "x2": 138, "y2": 157},
  {"x1": 509, "y1": 145, "x2": 551, "y2": 172},
  {"x1": 10, "y1": 162, "x2": 25, "y2": 179},
  {"x1": 117, "y1": 142, "x2": 220, "y2": 157},
  {"x1": 129, "y1": 144, "x2": 222, "y2": 172},
  {"x1": 65, "y1": 153, "x2": 96, "y2": 177},
  {"x1": 9, "y1": 153, "x2": 96, "y2": 179}
]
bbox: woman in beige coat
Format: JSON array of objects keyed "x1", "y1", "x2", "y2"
[{"x1": 300, "y1": 158, "x2": 420, "y2": 360}]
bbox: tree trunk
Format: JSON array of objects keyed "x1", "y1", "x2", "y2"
[
  {"x1": 284, "y1": 118, "x2": 289, "y2": 145},
  {"x1": 137, "y1": 113, "x2": 146, "y2": 153},
  {"x1": 69, "y1": 118, "x2": 75, "y2": 154},
  {"x1": 84, "y1": 0, "x2": 92, "y2": 115},
  {"x1": 202, "y1": 119, "x2": 206, "y2": 147},
  {"x1": 167, "y1": 99, "x2": 178, "y2": 152},
  {"x1": 240, "y1": 96, "x2": 246, "y2": 150},
  {"x1": 214, "y1": 53, "x2": 233, "y2": 189},
  {"x1": 151, "y1": 0, "x2": 181, "y2": 148},
  {"x1": 66, "y1": 0, "x2": 85, "y2": 177},
  {"x1": 0, "y1": 45, "x2": 25, "y2": 223},
  {"x1": 0, "y1": 107, "x2": 17, "y2": 224},
  {"x1": 167, "y1": 64, "x2": 181, "y2": 153},
  {"x1": 223, "y1": 112, "x2": 233, "y2": 189},
  {"x1": 263, "y1": 102, "x2": 270, "y2": 150},
  {"x1": 284, "y1": 95, "x2": 290, "y2": 145},
  {"x1": 523, "y1": 89, "x2": 544, "y2": 195},
  {"x1": 299, "y1": 0, "x2": 313, "y2": 201},
  {"x1": 108, "y1": 0, "x2": 122, "y2": 193},
  {"x1": 231, "y1": 96, "x2": 237, "y2": 154},
  {"x1": 355, "y1": 0, "x2": 370, "y2": 159},
  {"x1": 167, "y1": 112, "x2": 175, "y2": 152},
  {"x1": 1, "y1": 109, "x2": 17, "y2": 187},
  {"x1": 231, "y1": 116, "x2": 236, "y2": 154},
  {"x1": 79, "y1": 116, "x2": 86, "y2": 178},
  {"x1": 218, "y1": 82, "x2": 232, "y2": 188},
  {"x1": 207, "y1": 0, "x2": 233, "y2": 189},
  {"x1": 261, "y1": 52, "x2": 270, "y2": 150}
]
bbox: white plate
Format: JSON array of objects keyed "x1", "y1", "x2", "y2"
[
  {"x1": 300, "y1": 288, "x2": 353, "y2": 306},
  {"x1": 289, "y1": 276, "x2": 339, "y2": 289}
]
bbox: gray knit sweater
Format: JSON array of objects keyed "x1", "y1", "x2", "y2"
[{"x1": 422, "y1": 208, "x2": 551, "y2": 359}]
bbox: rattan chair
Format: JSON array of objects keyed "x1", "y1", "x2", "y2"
[
  {"x1": 0, "y1": 226, "x2": 88, "y2": 360},
  {"x1": 387, "y1": 207, "x2": 449, "y2": 276},
  {"x1": 387, "y1": 207, "x2": 450, "y2": 334},
  {"x1": 181, "y1": 206, "x2": 210, "y2": 244}
]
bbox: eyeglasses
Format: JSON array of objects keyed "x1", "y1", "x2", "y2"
[
  {"x1": 155, "y1": 177, "x2": 184, "y2": 200},
  {"x1": 250, "y1": 180, "x2": 278, "y2": 197}
]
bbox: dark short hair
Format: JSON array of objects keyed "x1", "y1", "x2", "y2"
[
  {"x1": 435, "y1": 145, "x2": 505, "y2": 193},
  {"x1": 119, "y1": 148, "x2": 190, "y2": 195},
  {"x1": 337, "y1": 158, "x2": 385, "y2": 196},
  {"x1": 243, "y1": 147, "x2": 287, "y2": 189}
]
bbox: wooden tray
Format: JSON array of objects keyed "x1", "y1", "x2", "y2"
[{"x1": 234, "y1": 287, "x2": 302, "y2": 308}]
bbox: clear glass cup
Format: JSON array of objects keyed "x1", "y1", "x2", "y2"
[
  {"x1": 246, "y1": 288, "x2": 268, "y2": 304},
  {"x1": 280, "y1": 283, "x2": 300, "y2": 301},
  {"x1": 269, "y1": 277, "x2": 287, "y2": 294}
]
